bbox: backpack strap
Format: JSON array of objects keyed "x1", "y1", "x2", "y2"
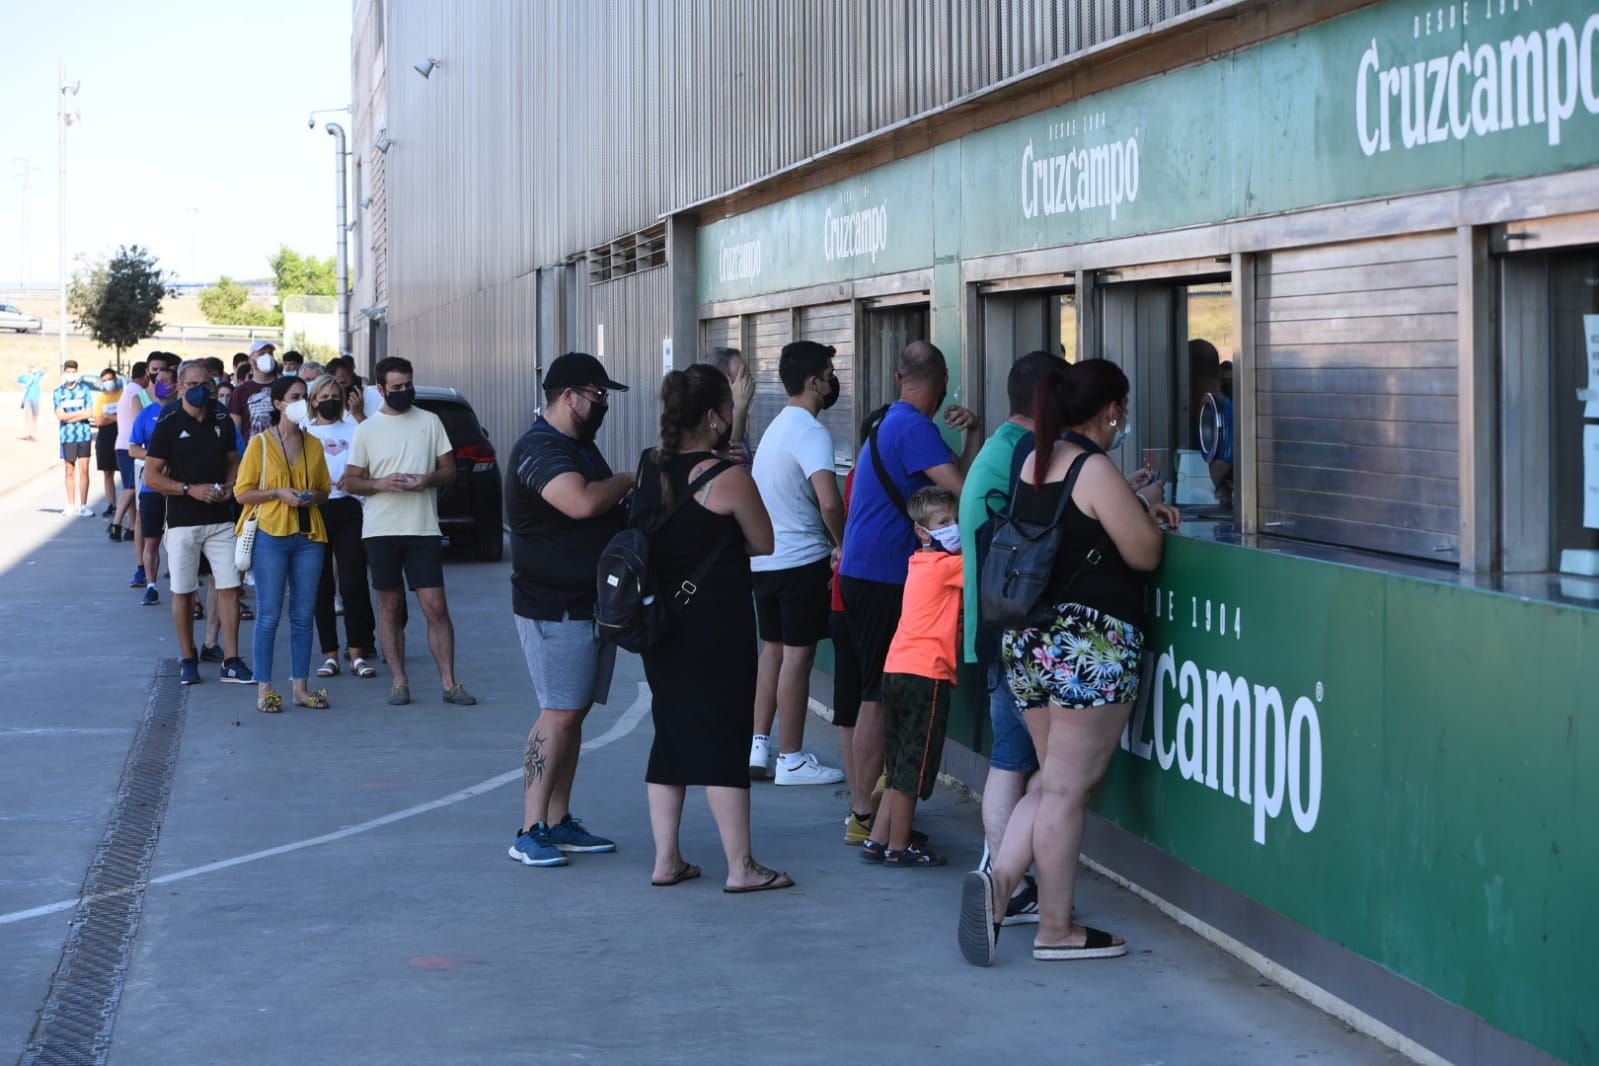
[
  {"x1": 656, "y1": 455, "x2": 739, "y2": 609},
  {"x1": 1043, "y1": 451, "x2": 1113, "y2": 598},
  {"x1": 865, "y1": 408, "x2": 909, "y2": 516}
]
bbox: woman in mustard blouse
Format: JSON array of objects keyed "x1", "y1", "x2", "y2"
[{"x1": 235, "y1": 376, "x2": 334, "y2": 713}]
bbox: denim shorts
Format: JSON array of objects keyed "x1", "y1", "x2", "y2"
[
  {"x1": 515, "y1": 613, "x2": 616, "y2": 712},
  {"x1": 987, "y1": 661, "x2": 1038, "y2": 773}
]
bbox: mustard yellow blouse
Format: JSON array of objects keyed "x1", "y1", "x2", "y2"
[{"x1": 235, "y1": 429, "x2": 334, "y2": 543}]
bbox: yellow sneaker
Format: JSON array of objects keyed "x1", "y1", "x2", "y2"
[
  {"x1": 844, "y1": 811, "x2": 874, "y2": 846},
  {"x1": 872, "y1": 773, "x2": 887, "y2": 805}
]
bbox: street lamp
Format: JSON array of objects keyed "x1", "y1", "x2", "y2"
[{"x1": 58, "y1": 66, "x2": 79, "y2": 369}]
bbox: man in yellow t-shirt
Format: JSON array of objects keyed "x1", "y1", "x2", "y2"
[{"x1": 345, "y1": 356, "x2": 476, "y2": 707}]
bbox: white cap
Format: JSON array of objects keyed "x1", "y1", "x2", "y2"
[{"x1": 248, "y1": 339, "x2": 277, "y2": 356}]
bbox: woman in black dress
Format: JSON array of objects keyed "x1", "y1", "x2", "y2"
[{"x1": 640, "y1": 364, "x2": 793, "y2": 893}]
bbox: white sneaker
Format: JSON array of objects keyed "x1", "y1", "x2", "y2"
[
  {"x1": 77, "y1": 505, "x2": 94, "y2": 517},
  {"x1": 748, "y1": 736, "x2": 773, "y2": 780},
  {"x1": 774, "y1": 752, "x2": 845, "y2": 786}
]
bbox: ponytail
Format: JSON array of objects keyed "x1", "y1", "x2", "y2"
[{"x1": 656, "y1": 364, "x2": 730, "y2": 505}]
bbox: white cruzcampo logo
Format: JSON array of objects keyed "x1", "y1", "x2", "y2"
[
  {"x1": 718, "y1": 238, "x2": 762, "y2": 285},
  {"x1": 1020, "y1": 135, "x2": 1140, "y2": 222},
  {"x1": 823, "y1": 203, "x2": 888, "y2": 264}
]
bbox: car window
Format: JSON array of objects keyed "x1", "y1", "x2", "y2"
[
  {"x1": 415, "y1": 400, "x2": 485, "y2": 447},
  {"x1": 0, "y1": 305, "x2": 15, "y2": 313}
]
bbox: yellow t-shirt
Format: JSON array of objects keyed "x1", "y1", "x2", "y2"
[
  {"x1": 235, "y1": 430, "x2": 333, "y2": 542},
  {"x1": 347, "y1": 407, "x2": 452, "y2": 538}
]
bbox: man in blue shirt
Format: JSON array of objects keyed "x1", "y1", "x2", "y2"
[
  {"x1": 52, "y1": 359, "x2": 96, "y2": 516},
  {"x1": 837, "y1": 340, "x2": 980, "y2": 843},
  {"x1": 16, "y1": 365, "x2": 45, "y2": 440},
  {"x1": 128, "y1": 363, "x2": 179, "y2": 605}
]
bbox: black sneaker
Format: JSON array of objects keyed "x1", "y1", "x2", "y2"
[
  {"x1": 1003, "y1": 875, "x2": 1041, "y2": 926},
  {"x1": 882, "y1": 843, "x2": 946, "y2": 868},
  {"x1": 220, "y1": 658, "x2": 254, "y2": 684},
  {"x1": 178, "y1": 658, "x2": 201, "y2": 686},
  {"x1": 140, "y1": 586, "x2": 159, "y2": 607},
  {"x1": 107, "y1": 524, "x2": 122, "y2": 542},
  {"x1": 199, "y1": 644, "x2": 225, "y2": 664}
]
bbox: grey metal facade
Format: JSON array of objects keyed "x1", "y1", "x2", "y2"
[{"x1": 353, "y1": 0, "x2": 1229, "y2": 466}]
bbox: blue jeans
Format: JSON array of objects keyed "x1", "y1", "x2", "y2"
[
  {"x1": 987, "y1": 660, "x2": 1038, "y2": 773},
  {"x1": 252, "y1": 531, "x2": 326, "y2": 685}
]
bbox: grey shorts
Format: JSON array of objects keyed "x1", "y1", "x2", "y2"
[{"x1": 515, "y1": 613, "x2": 616, "y2": 711}]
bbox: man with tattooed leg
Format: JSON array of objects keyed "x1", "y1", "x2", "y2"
[{"x1": 504, "y1": 353, "x2": 635, "y2": 867}]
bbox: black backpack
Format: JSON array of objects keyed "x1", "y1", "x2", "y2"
[
  {"x1": 972, "y1": 432, "x2": 1037, "y2": 663},
  {"x1": 979, "y1": 451, "x2": 1102, "y2": 630},
  {"x1": 595, "y1": 453, "x2": 735, "y2": 653}
]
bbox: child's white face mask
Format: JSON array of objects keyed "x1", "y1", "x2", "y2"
[{"x1": 920, "y1": 522, "x2": 962, "y2": 554}]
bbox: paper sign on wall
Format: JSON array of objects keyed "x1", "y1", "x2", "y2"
[
  {"x1": 663, "y1": 337, "x2": 673, "y2": 376},
  {"x1": 1583, "y1": 315, "x2": 1599, "y2": 418}
]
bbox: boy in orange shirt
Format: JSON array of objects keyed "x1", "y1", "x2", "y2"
[{"x1": 864, "y1": 486, "x2": 965, "y2": 867}]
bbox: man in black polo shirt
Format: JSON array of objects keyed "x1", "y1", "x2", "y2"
[
  {"x1": 144, "y1": 359, "x2": 253, "y2": 687},
  {"x1": 504, "y1": 352, "x2": 634, "y2": 869}
]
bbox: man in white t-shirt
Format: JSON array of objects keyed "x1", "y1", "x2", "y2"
[
  {"x1": 344, "y1": 356, "x2": 476, "y2": 707},
  {"x1": 748, "y1": 340, "x2": 848, "y2": 786}
]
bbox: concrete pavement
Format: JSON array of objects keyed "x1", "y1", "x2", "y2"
[{"x1": 0, "y1": 466, "x2": 1405, "y2": 1065}]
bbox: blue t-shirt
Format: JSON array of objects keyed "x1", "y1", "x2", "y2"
[
  {"x1": 17, "y1": 370, "x2": 44, "y2": 404},
  {"x1": 840, "y1": 401, "x2": 955, "y2": 585},
  {"x1": 130, "y1": 402, "x2": 239, "y2": 493},
  {"x1": 53, "y1": 382, "x2": 96, "y2": 444}
]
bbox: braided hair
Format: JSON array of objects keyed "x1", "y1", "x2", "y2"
[{"x1": 656, "y1": 364, "x2": 731, "y2": 505}]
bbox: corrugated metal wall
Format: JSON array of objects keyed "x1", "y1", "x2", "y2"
[
  {"x1": 1254, "y1": 234, "x2": 1460, "y2": 561},
  {"x1": 590, "y1": 264, "x2": 672, "y2": 470},
  {"x1": 374, "y1": 0, "x2": 1225, "y2": 465}
]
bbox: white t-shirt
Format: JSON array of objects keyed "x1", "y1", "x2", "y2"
[
  {"x1": 750, "y1": 404, "x2": 837, "y2": 572},
  {"x1": 304, "y1": 416, "x2": 359, "y2": 500},
  {"x1": 347, "y1": 407, "x2": 452, "y2": 538}
]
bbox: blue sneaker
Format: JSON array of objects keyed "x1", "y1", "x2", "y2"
[
  {"x1": 508, "y1": 823, "x2": 568, "y2": 867},
  {"x1": 130, "y1": 566, "x2": 146, "y2": 588},
  {"x1": 141, "y1": 586, "x2": 159, "y2": 607},
  {"x1": 220, "y1": 658, "x2": 254, "y2": 684},
  {"x1": 548, "y1": 814, "x2": 616, "y2": 854},
  {"x1": 199, "y1": 643, "x2": 225, "y2": 663},
  {"x1": 178, "y1": 658, "x2": 201, "y2": 686}
]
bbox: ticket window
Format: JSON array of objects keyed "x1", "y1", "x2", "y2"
[
  {"x1": 1500, "y1": 244, "x2": 1599, "y2": 576},
  {"x1": 977, "y1": 289, "x2": 1076, "y2": 434},
  {"x1": 861, "y1": 302, "x2": 929, "y2": 416},
  {"x1": 1099, "y1": 276, "x2": 1235, "y2": 519}
]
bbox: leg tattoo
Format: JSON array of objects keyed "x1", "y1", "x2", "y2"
[{"x1": 523, "y1": 730, "x2": 548, "y2": 791}]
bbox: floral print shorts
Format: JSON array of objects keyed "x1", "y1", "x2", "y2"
[{"x1": 1002, "y1": 603, "x2": 1145, "y2": 710}]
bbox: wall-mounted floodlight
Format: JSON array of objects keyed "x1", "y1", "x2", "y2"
[
  {"x1": 359, "y1": 195, "x2": 373, "y2": 208},
  {"x1": 375, "y1": 130, "x2": 393, "y2": 154},
  {"x1": 414, "y1": 57, "x2": 440, "y2": 78}
]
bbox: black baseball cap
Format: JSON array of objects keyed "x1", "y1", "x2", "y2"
[{"x1": 543, "y1": 352, "x2": 628, "y2": 393}]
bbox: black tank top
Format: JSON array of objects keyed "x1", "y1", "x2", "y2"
[
  {"x1": 1012, "y1": 467, "x2": 1146, "y2": 629},
  {"x1": 648, "y1": 451, "x2": 751, "y2": 592}
]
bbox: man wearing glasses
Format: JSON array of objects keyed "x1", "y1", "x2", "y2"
[
  {"x1": 344, "y1": 356, "x2": 477, "y2": 707},
  {"x1": 504, "y1": 352, "x2": 633, "y2": 867}
]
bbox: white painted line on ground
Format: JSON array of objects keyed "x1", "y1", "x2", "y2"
[{"x1": 0, "y1": 684, "x2": 650, "y2": 928}]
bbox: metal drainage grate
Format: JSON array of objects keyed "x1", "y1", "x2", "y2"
[{"x1": 23, "y1": 658, "x2": 188, "y2": 1066}]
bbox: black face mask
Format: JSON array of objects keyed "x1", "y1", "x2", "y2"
[
  {"x1": 384, "y1": 388, "x2": 415, "y2": 414},
  {"x1": 820, "y1": 374, "x2": 841, "y2": 411},
  {"x1": 713, "y1": 415, "x2": 733, "y2": 453},
  {"x1": 572, "y1": 400, "x2": 607, "y2": 443},
  {"x1": 315, "y1": 398, "x2": 344, "y2": 421}
]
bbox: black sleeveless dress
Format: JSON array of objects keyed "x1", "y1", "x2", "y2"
[{"x1": 640, "y1": 451, "x2": 757, "y2": 789}]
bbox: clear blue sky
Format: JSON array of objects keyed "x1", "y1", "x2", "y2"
[{"x1": 1, "y1": 0, "x2": 352, "y2": 289}]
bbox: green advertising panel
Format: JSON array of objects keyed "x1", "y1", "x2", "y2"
[
  {"x1": 1091, "y1": 537, "x2": 1597, "y2": 1064},
  {"x1": 698, "y1": 0, "x2": 1599, "y2": 304}
]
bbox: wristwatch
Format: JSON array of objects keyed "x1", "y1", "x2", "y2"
[{"x1": 181, "y1": 482, "x2": 190, "y2": 496}]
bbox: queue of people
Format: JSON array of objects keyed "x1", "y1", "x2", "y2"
[{"x1": 504, "y1": 338, "x2": 1178, "y2": 935}]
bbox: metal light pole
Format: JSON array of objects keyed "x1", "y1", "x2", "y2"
[
  {"x1": 57, "y1": 66, "x2": 80, "y2": 369},
  {"x1": 326, "y1": 123, "x2": 351, "y2": 360}
]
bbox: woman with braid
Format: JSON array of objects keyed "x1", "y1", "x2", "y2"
[{"x1": 637, "y1": 364, "x2": 793, "y2": 893}]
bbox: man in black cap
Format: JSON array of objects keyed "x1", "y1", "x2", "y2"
[{"x1": 505, "y1": 352, "x2": 633, "y2": 868}]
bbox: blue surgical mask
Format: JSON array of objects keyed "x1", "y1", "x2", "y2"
[
  {"x1": 1110, "y1": 421, "x2": 1131, "y2": 450},
  {"x1": 923, "y1": 523, "x2": 963, "y2": 554},
  {"x1": 185, "y1": 384, "x2": 212, "y2": 409}
]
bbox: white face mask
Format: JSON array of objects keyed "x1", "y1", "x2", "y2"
[
  {"x1": 921, "y1": 522, "x2": 963, "y2": 554},
  {"x1": 283, "y1": 399, "x2": 309, "y2": 425},
  {"x1": 63, "y1": 372, "x2": 80, "y2": 384},
  {"x1": 256, "y1": 353, "x2": 277, "y2": 374}
]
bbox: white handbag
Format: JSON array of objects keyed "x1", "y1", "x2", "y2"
[{"x1": 233, "y1": 436, "x2": 271, "y2": 572}]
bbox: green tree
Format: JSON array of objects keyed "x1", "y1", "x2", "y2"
[
  {"x1": 68, "y1": 245, "x2": 170, "y2": 370},
  {"x1": 268, "y1": 244, "x2": 337, "y2": 300},
  {"x1": 199, "y1": 275, "x2": 282, "y2": 327}
]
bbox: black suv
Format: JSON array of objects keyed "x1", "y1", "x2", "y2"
[{"x1": 413, "y1": 387, "x2": 504, "y2": 561}]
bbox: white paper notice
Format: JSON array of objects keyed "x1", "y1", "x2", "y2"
[
  {"x1": 1584, "y1": 314, "x2": 1599, "y2": 418},
  {"x1": 662, "y1": 337, "x2": 673, "y2": 376},
  {"x1": 1585, "y1": 424, "x2": 1599, "y2": 530}
]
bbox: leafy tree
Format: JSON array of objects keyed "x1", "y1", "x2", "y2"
[
  {"x1": 68, "y1": 245, "x2": 170, "y2": 369},
  {"x1": 199, "y1": 275, "x2": 282, "y2": 327},
  {"x1": 268, "y1": 245, "x2": 337, "y2": 300}
]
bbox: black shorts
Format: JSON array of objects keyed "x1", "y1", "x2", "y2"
[
  {"x1": 95, "y1": 424, "x2": 119, "y2": 471},
  {"x1": 752, "y1": 558, "x2": 832, "y2": 647},
  {"x1": 839, "y1": 575, "x2": 905, "y2": 704},
  {"x1": 827, "y1": 611, "x2": 862, "y2": 729},
  {"x1": 366, "y1": 535, "x2": 445, "y2": 592},
  {"x1": 60, "y1": 440, "x2": 92, "y2": 462},
  {"x1": 138, "y1": 493, "x2": 166, "y2": 539},
  {"x1": 883, "y1": 673, "x2": 952, "y2": 802}
]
